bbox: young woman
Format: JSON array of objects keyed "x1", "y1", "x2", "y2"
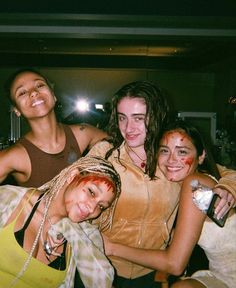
[
  {"x1": 88, "y1": 81, "x2": 236, "y2": 288},
  {"x1": 0, "y1": 155, "x2": 121, "y2": 288},
  {"x1": 0, "y1": 68, "x2": 107, "y2": 187},
  {"x1": 103, "y1": 120, "x2": 236, "y2": 288}
]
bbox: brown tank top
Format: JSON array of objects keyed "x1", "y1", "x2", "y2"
[{"x1": 17, "y1": 125, "x2": 81, "y2": 187}]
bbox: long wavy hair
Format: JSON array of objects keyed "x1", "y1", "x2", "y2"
[{"x1": 105, "y1": 80, "x2": 169, "y2": 180}]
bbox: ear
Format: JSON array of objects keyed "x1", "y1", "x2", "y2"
[
  {"x1": 13, "y1": 107, "x2": 21, "y2": 117},
  {"x1": 51, "y1": 91, "x2": 57, "y2": 102},
  {"x1": 198, "y1": 149, "x2": 206, "y2": 165},
  {"x1": 66, "y1": 169, "x2": 80, "y2": 185}
]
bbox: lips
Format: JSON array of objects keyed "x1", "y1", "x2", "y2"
[
  {"x1": 32, "y1": 99, "x2": 44, "y2": 107},
  {"x1": 125, "y1": 134, "x2": 138, "y2": 141},
  {"x1": 166, "y1": 166, "x2": 183, "y2": 172}
]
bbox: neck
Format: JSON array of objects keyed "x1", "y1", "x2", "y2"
[{"x1": 126, "y1": 143, "x2": 146, "y2": 169}]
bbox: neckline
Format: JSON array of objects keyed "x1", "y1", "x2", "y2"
[{"x1": 125, "y1": 143, "x2": 146, "y2": 169}]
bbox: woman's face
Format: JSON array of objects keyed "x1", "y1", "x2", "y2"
[
  {"x1": 10, "y1": 71, "x2": 56, "y2": 119},
  {"x1": 64, "y1": 175, "x2": 116, "y2": 222},
  {"x1": 117, "y1": 97, "x2": 147, "y2": 148},
  {"x1": 158, "y1": 130, "x2": 204, "y2": 182}
]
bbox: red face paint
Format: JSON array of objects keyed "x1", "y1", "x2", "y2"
[
  {"x1": 72, "y1": 174, "x2": 115, "y2": 195},
  {"x1": 158, "y1": 130, "x2": 200, "y2": 182}
]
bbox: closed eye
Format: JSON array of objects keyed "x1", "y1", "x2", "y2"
[
  {"x1": 18, "y1": 90, "x2": 28, "y2": 97},
  {"x1": 36, "y1": 82, "x2": 47, "y2": 89}
]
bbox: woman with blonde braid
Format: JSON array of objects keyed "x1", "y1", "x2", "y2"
[{"x1": 0, "y1": 155, "x2": 121, "y2": 288}]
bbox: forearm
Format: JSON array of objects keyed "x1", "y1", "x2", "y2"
[{"x1": 109, "y1": 242, "x2": 183, "y2": 275}]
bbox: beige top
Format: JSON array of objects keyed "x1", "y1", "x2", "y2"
[
  {"x1": 89, "y1": 140, "x2": 236, "y2": 279},
  {"x1": 89, "y1": 141, "x2": 180, "y2": 278}
]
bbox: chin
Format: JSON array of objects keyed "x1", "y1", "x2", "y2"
[{"x1": 167, "y1": 175, "x2": 181, "y2": 182}]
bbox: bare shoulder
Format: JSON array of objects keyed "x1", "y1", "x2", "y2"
[
  {"x1": 182, "y1": 172, "x2": 217, "y2": 191},
  {"x1": 69, "y1": 123, "x2": 107, "y2": 153},
  {"x1": 0, "y1": 142, "x2": 31, "y2": 180}
]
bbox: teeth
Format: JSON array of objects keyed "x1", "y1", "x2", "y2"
[
  {"x1": 32, "y1": 100, "x2": 44, "y2": 107},
  {"x1": 167, "y1": 166, "x2": 182, "y2": 171}
]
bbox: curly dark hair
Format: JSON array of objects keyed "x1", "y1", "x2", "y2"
[{"x1": 105, "y1": 80, "x2": 169, "y2": 180}]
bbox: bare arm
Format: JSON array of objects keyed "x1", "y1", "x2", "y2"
[
  {"x1": 104, "y1": 173, "x2": 216, "y2": 275},
  {"x1": 70, "y1": 123, "x2": 107, "y2": 154},
  {"x1": 0, "y1": 144, "x2": 31, "y2": 184}
]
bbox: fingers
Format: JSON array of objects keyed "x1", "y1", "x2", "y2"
[{"x1": 213, "y1": 188, "x2": 235, "y2": 219}]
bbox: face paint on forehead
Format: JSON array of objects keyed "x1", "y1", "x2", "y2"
[
  {"x1": 161, "y1": 130, "x2": 193, "y2": 145},
  {"x1": 77, "y1": 175, "x2": 115, "y2": 193}
]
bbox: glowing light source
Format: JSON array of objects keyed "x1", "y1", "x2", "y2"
[{"x1": 76, "y1": 100, "x2": 89, "y2": 112}]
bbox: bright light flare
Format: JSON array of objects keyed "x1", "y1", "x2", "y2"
[{"x1": 76, "y1": 100, "x2": 89, "y2": 112}]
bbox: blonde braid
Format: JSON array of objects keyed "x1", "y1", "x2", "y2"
[{"x1": 11, "y1": 156, "x2": 121, "y2": 285}]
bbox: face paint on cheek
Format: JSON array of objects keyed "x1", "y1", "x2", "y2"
[
  {"x1": 184, "y1": 157, "x2": 194, "y2": 166},
  {"x1": 182, "y1": 157, "x2": 195, "y2": 175}
]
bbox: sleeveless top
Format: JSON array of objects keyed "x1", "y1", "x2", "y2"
[
  {"x1": 17, "y1": 125, "x2": 81, "y2": 187},
  {"x1": 0, "y1": 190, "x2": 69, "y2": 288},
  {"x1": 15, "y1": 193, "x2": 67, "y2": 271},
  {"x1": 191, "y1": 211, "x2": 236, "y2": 288}
]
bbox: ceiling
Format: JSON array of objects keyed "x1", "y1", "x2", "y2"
[{"x1": 0, "y1": 1, "x2": 236, "y2": 71}]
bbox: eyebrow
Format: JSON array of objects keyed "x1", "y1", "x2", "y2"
[
  {"x1": 15, "y1": 78, "x2": 46, "y2": 94},
  {"x1": 118, "y1": 112, "x2": 146, "y2": 117},
  {"x1": 159, "y1": 144, "x2": 191, "y2": 150}
]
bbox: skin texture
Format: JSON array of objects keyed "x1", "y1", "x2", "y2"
[
  {"x1": 103, "y1": 127, "x2": 233, "y2": 288},
  {"x1": 0, "y1": 71, "x2": 107, "y2": 185}
]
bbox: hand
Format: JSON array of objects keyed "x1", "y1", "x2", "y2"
[{"x1": 213, "y1": 187, "x2": 235, "y2": 219}]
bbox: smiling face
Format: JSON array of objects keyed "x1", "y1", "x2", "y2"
[
  {"x1": 10, "y1": 71, "x2": 56, "y2": 119},
  {"x1": 117, "y1": 97, "x2": 147, "y2": 148},
  {"x1": 64, "y1": 174, "x2": 116, "y2": 222},
  {"x1": 158, "y1": 130, "x2": 205, "y2": 182}
]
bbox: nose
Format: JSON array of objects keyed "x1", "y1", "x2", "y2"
[
  {"x1": 29, "y1": 88, "x2": 39, "y2": 98},
  {"x1": 126, "y1": 119, "x2": 135, "y2": 132},
  {"x1": 167, "y1": 152, "x2": 177, "y2": 163},
  {"x1": 87, "y1": 200, "x2": 98, "y2": 214}
]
